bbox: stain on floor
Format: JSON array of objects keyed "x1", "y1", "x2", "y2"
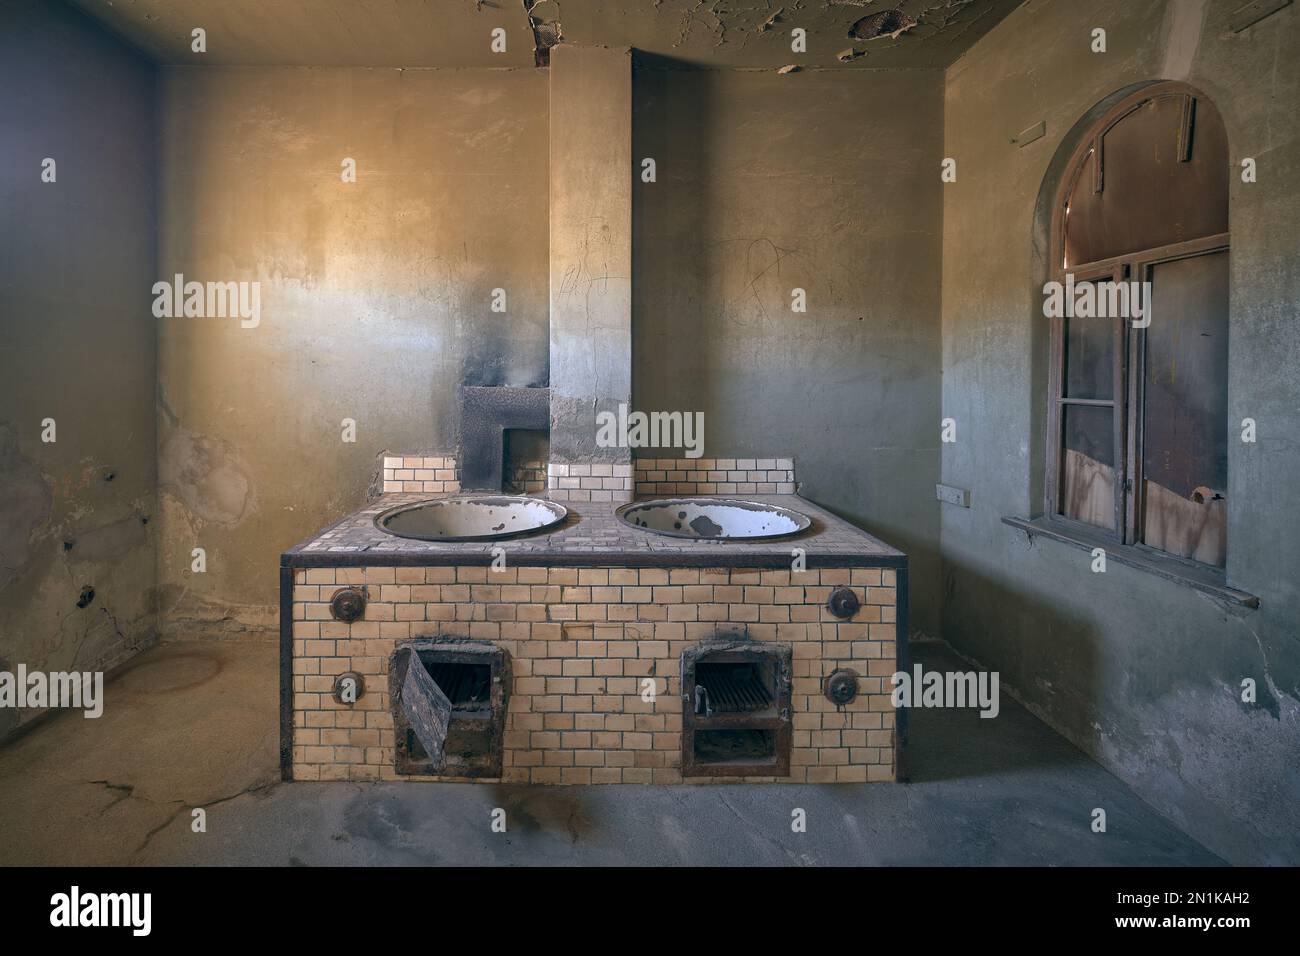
[{"x1": 0, "y1": 640, "x2": 1223, "y2": 866}]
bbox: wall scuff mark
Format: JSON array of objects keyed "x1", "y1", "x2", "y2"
[{"x1": 0, "y1": 425, "x2": 52, "y2": 592}]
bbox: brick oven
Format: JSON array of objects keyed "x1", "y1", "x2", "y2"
[{"x1": 281, "y1": 462, "x2": 906, "y2": 785}]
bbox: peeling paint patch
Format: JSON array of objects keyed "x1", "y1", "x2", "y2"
[
  {"x1": 844, "y1": 0, "x2": 998, "y2": 51},
  {"x1": 670, "y1": 0, "x2": 727, "y2": 50},
  {"x1": 758, "y1": 6, "x2": 784, "y2": 32}
]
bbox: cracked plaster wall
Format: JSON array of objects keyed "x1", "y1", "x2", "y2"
[
  {"x1": 6, "y1": 0, "x2": 1296, "y2": 866},
  {"x1": 940, "y1": 0, "x2": 1300, "y2": 864},
  {"x1": 157, "y1": 65, "x2": 550, "y2": 637},
  {"x1": 632, "y1": 64, "x2": 945, "y2": 639},
  {"x1": 0, "y1": 0, "x2": 160, "y2": 739}
]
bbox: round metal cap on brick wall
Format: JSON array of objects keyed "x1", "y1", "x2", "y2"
[
  {"x1": 826, "y1": 586, "x2": 861, "y2": 619},
  {"x1": 330, "y1": 587, "x2": 367, "y2": 623},
  {"x1": 333, "y1": 672, "x2": 365, "y2": 705},
  {"x1": 824, "y1": 668, "x2": 860, "y2": 706}
]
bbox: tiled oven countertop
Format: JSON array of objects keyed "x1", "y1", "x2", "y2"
[{"x1": 282, "y1": 493, "x2": 905, "y2": 569}]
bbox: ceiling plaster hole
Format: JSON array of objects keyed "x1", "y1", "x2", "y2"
[
  {"x1": 526, "y1": 0, "x2": 563, "y2": 66},
  {"x1": 848, "y1": 9, "x2": 918, "y2": 41}
]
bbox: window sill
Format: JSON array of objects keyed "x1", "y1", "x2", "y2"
[{"x1": 1001, "y1": 515, "x2": 1260, "y2": 609}]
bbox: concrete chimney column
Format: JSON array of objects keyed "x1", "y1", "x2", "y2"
[{"x1": 546, "y1": 44, "x2": 634, "y2": 504}]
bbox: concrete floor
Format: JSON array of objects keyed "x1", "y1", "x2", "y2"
[{"x1": 0, "y1": 640, "x2": 1223, "y2": 866}]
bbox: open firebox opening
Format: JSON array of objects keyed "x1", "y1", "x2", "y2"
[
  {"x1": 682, "y1": 641, "x2": 792, "y2": 777},
  {"x1": 390, "y1": 640, "x2": 510, "y2": 778},
  {"x1": 423, "y1": 660, "x2": 491, "y2": 709}
]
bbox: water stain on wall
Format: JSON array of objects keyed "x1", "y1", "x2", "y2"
[{"x1": 159, "y1": 422, "x2": 254, "y2": 528}]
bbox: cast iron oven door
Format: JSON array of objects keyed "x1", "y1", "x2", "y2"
[
  {"x1": 681, "y1": 640, "x2": 792, "y2": 777},
  {"x1": 390, "y1": 639, "x2": 510, "y2": 778}
]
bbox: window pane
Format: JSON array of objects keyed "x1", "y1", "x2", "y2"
[
  {"x1": 1060, "y1": 404, "x2": 1115, "y2": 530},
  {"x1": 1063, "y1": 94, "x2": 1228, "y2": 266},
  {"x1": 1141, "y1": 251, "x2": 1229, "y2": 566},
  {"x1": 1063, "y1": 293, "x2": 1114, "y2": 400}
]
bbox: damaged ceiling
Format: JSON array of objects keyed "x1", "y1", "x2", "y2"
[
  {"x1": 68, "y1": 0, "x2": 1026, "y2": 69},
  {"x1": 561, "y1": 0, "x2": 1027, "y2": 68}
]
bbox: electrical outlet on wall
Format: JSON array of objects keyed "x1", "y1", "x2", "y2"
[{"x1": 936, "y1": 483, "x2": 971, "y2": 508}]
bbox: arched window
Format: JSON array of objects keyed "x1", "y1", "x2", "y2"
[{"x1": 1046, "y1": 82, "x2": 1229, "y2": 567}]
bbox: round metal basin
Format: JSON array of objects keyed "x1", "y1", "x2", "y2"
[
  {"x1": 617, "y1": 498, "x2": 811, "y2": 540},
  {"x1": 377, "y1": 496, "x2": 568, "y2": 542}
]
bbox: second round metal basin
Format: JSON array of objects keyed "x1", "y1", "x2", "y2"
[{"x1": 616, "y1": 498, "x2": 811, "y2": 540}]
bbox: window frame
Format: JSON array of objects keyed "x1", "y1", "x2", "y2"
[
  {"x1": 1127, "y1": 237, "x2": 1230, "y2": 549},
  {"x1": 1045, "y1": 83, "x2": 1230, "y2": 555},
  {"x1": 1045, "y1": 261, "x2": 1128, "y2": 540}
]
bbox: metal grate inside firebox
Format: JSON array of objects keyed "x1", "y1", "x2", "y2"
[{"x1": 693, "y1": 661, "x2": 776, "y2": 716}]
